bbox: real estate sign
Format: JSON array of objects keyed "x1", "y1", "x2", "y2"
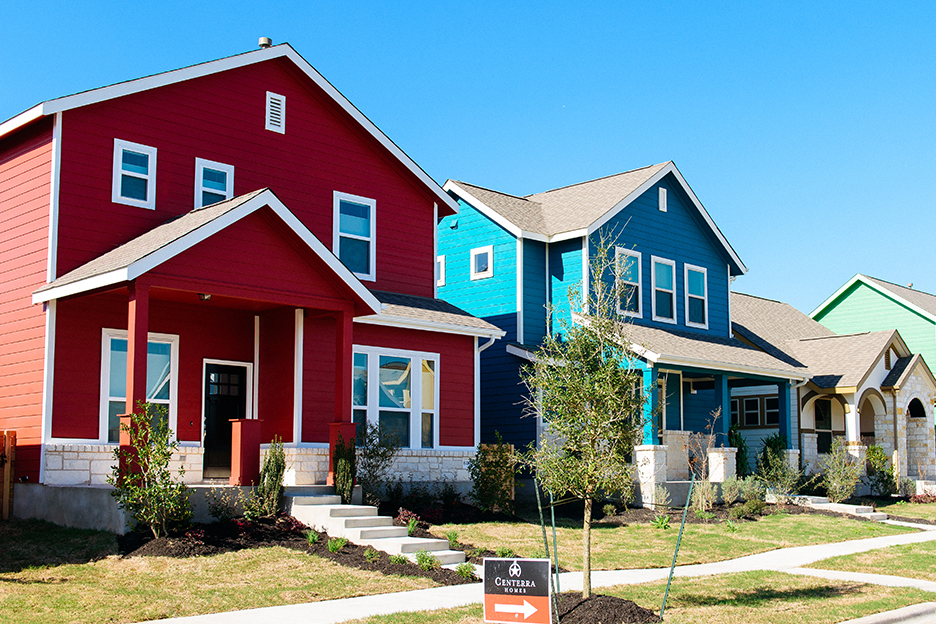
[{"x1": 483, "y1": 558, "x2": 551, "y2": 624}]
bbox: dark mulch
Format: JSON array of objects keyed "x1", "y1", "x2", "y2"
[
  {"x1": 556, "y1": 592, "x2": 660, "y2": 624},
  {"x1": 116, "y1": 515, "x2": 474, "y2": 585}
]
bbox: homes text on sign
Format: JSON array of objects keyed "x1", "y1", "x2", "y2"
[{"x1": 483, "y1": 558, "x2": 551, "y2": 624}]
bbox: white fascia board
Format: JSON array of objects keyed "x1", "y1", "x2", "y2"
[
  {"x1": 548, "y1": 228, "x2": 588, "y2": 243},
  {"x1": 506, "y1": 343, "x2": 537, "y2": 361},
  {"x1": 443, "y1": 180, "x2": 523, "y2": 238},
  {"x1": 809, "y1": 274, "x2": 864, "y2": 318},
  {"x1": 354, "y1": 313, "x2": 506, "y2": 339},
  {"x1": 33, "y1": 268, "x2": 129, "y2": 303},
  {"x1": 0, "y1": 105, "x2": 44, "y2": 139}
]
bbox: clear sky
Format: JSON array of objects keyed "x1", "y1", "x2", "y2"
[{"x1": 3, "y1": 2, "x2": 934, "y2": 314}]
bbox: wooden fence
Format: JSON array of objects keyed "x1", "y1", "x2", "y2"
[{"x1": 1, "y1": 431, "x2": 15, "y2": 520}]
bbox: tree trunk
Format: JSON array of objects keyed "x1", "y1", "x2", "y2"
[{"x1": 582, "y1": 497, "x2": 592, "y2": 599}]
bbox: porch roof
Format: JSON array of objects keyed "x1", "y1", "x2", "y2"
[
  {"x1": 32, "y1": 189, "x2": 381, "y2": 314},
  {"x1": 786, "y1": 330, "x2": 898, "y2": 390},
  {"x1": 355, "y1": 290, "x2": 505, "y2": 338}
]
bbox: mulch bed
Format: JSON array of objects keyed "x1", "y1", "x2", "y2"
[{"x1": 556, "y1": 592, "x2": 661, "y2": 624}]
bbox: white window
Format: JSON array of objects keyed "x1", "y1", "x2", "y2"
[
  {"x1": 651, "y1": 256, "x2": 676, "y2": 323},
  {"x1": 684, "y1": 264, "x2": 708, "y2": 328},
  {"x1": 352, "y1": 346, "x2": 439, "y2": 449},
  {"x1": 333, "y1": 191, "x2": 376, "y2": 281},
  {"x1": 615, "y1": 247, "x2": 641, "y2": 316},
  {"x1": 195, "y1": 158, "x2": 234, "y2": 208},
  {"x1": 437, "y1": 255, "x2": 446, "y2": 287},
  {"x1": 265, "y1": 91, "x2": 285, "y2": 133},
  {"x1": 470, "y1": 245, "x2": 494, "y2": 280},
  {"x1": 659, "y1": 187, "x2": 667, "y2": 212},
  {"x1": 112, "y1": 139, "x2": 157, "y2": 210},
  {"x1": 99, "y1": 328, "x2": 179, "y2": 444}
]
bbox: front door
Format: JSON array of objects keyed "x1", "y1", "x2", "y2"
[{"x1": 203, "y1": 363, "x2": 248, "y2": 478}]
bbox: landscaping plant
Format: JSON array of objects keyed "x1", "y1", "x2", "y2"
[
  {"x1": 333, "y1": 432, "x2": 356, "y2": 505},
  {"x1": 721, "y1": 474, "x2": 741, "y2": 506},
  {"x1": 244, "y1": 436, "x2": 286, "y2": 520},
  {"x1": 755, "y1": 432, "x2": 806, "y2": 501},
  {"x1": 728, "y1": 422, "x2": 751, "y2": 476},
  {"x1": 107, "y1": 402, "x2": 192, "y2": 538},
  {"x1": 305, "y1": 530, "x2": 320, "y2": 545},
  {"x1": 414, "y1": 549, "x2": 440, "y2": 570},
  {"x1": 389, "y1": 554, "x2": 408, "y2": 565},
  {"x1": 406, "y1": 516, "x2": 419, "y2": 537},
  {"x1": 364, "y1": 547, "x2": 381, "y2": 563},
  {"x1": 205, "y1": 486, "x2": 238, "y2": 522},
  {"x1": 865, "y1": 444, "x2": 897, "y2": 496},
  {"x1": 820, "y1": 437, "x2": 863, "y2": 503},
  {"x1": 455, "y1": 562, "x2": 478, "y2": 580},
  {"x1": 355, "y1": 420, "x2": 402, "y2": 505},
  {"x1": 327, "y1": 537, "x2": 348, "y2": 553},
  {"x1": 651, "y1": 514, "x2": 670, "y2": 530},
  {"x1": 445, "y1": 529, "x2": 460, "y2": 549},
  {"x1": 467, "y1": 431, "x2": 515, "y2": 514},
  {"x1": 495, "y1": 546, "x2": 516, "y2": 558}
]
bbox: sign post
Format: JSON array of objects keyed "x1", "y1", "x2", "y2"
[{"x1": 483, "y1": 558, "x2": 552, "y2": 624}]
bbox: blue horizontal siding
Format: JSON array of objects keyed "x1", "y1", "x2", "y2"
[
  {"x1": 522, "y1": 239, "x2": 548, "y2": 345},
  {"x1": 548, "y1": 238, "x2": 584, "y2": 336},
  {"x1": 479, "y1": 314, "x2": 535, "y2": 450}
]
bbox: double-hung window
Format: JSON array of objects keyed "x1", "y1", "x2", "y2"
[
  {"x1": 352, "y1": 346, "x2": 439, "y2": 449},
  {"x1": 651, "y1": 256, "x2": 676, "y2": 323},
  {"x1": 615, "y1": 247, "x2": 641, "y2": 316},
  {"x1": 112, "y1": 139, "x2": 157, "y2": 209},
  {"x1": 334, "y1": 192, "x2": 376, "y2": 281},
  {"x1": 100, "y1": 328, "x2": 179, "y2": 443},
  {"x1": 195, "y1": 158, "x2": 234, "y2": 208},
  {"x1": 470, "y1": 245, "x2": 493, "y2": 280},
  {"x1": 684, "y1": 264, "x2": 708, "y2": 328}
]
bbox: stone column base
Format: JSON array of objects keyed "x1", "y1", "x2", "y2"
[
  {"x1": 708, "y1": 447, "x2": 737, "y2": 483},
  {"x1": 635, "y1": 445, "x2": 667, "y2": 508}
]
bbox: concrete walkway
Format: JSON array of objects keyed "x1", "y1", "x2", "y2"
[{"x1": 147, "y1": 520, "x2": 936, "y2": 624}]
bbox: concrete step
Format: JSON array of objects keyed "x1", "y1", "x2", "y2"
[
  {"x1": 342, "y1": 516, "x2": 394, "y2": 529},
  {"x1": 343, "y1": 525, "x2": 410, "y2": 540},
  {"x1": 357, "y1": 536, "x2": 451, "y2": 555},
  {"x1": 290, "y1": 495, "x2": 342, "y2": 506},
  {"x1": 856, "y1": 511, "x2": 889, "y2": 522},
  {"x1": 285, "y1": 485, "x2": 338, "y2": 496},
  {"x1": 406, "y1": 549, "x2": 466, "y2": 566}
]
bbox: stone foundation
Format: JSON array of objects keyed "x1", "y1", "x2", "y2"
[
  {"x1": 635, "y1": 445, "x2": 667, "y2": 508},
  {"x1": 661, "y1": 431, "x2": 690, "y2": 481},
  {"x1": 43, "y1": 444, "x2": 204, "y2": 485}
]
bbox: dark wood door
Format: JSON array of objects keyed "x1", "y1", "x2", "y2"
[{"x1": 203, "y1": 363, "x2": 247, "y2": 478}]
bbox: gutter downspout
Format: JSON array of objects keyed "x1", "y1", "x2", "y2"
[{"x1": 478, "y1": 335, "x2": 496, "y2": 353}]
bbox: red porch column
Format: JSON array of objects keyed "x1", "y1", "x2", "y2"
[
  {"x1": 120, "y1": 281, "x2": 150, "y2": 473},
  {"x1": 328, "y1": 307, "x2": 356, "y2": 485},
  {"x1": 229, "y1": 419, "x2": 261, "y2": 486}
]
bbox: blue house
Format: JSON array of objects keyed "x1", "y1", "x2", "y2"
[{"x1": 437, "y1": 162, "x2": 809, "y2": 464}]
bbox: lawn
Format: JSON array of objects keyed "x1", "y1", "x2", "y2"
[
  {"x1": 808, "y1": 540, "x2": 936, "y2": 583},
  {"x1": 344, "y1": 570, "x2": 934, "y2": 624},
  {"x1": 0, "y1": 520, "x2": 438, "y2": 624},
  {"x1": 434, "y1": 511, "x2": 915, "y2": 571},
  {"x1": 872, "y1": 500, "x2": 936, "y2": 523}
]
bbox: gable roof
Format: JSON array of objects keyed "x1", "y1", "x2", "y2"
[
  {"x1": 810, "y1": 274, "x2": 936, "y2": 323},
  {"x1": 32, "y1": 188, "x2": 381, "y2": 314},
  {"x1": 444, "y1": 161, "x2": 746, "y2": 274},
  {"x1": 731, "y1": 292, "x2": 834, "y2": 362},
  {"x1": 0, "y1": 43, "x2": 458, "y2": 216}
]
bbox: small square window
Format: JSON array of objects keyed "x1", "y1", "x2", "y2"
[
  {"x1": 743, "y1": 397, "x2": 760, "y2": 427},
  {"x1": 112, "y1": 139, "x2": 157, "y2": 210},
  {"x1": 265, "y1": 92, "x2": 285, "y2": 134},
  {"x1": 195, "y1": 158, "x2": 234, "y2": 208},
  {"x1": 470, "y1": 245, "x2": 494, "y2": 280}
]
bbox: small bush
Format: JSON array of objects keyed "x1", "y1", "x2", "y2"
[
  {"x1": 440, "y1": 481, "x2": 461, "y2": 506},
  {"x1": 755, "y1": 433, "x2": 806, "y2": 501},
  {"x1": 694, "y1": 509, "x2": 715, "y2": 520},
  {"x1": 495, "y1": 546, "x2": 516, "y2": 558},
  {"x1": 602, "y1": 503, "x2": 616, "y2": 518},
  {"x1": 651, "y1": 514, "x2": 670, "y2": 530},
  {"x1": 406, "y1": 516, "x2": 419, "y2": 537},
  {"x1": 389, "y1": 554, "x2": 408, "y2": 565},
  {"x1": 356, "y1": 421, "x2": 402, "y2": 506},
  {"x1": 911, "y1": 493, "x2": 936, "y2": 504},
  {"x1": 385, "y1": 477, "x2": 405, "y2": 505},
  {"x1": 243, "y1": 436, "x2": 286, "y2": 520},
  {"x1": 468, "y1": 432, "x2": 515, "y2": 514},
  {"x1": 899, "y1": 478, "x2": 917, "y2": 497},
  {"x1": 725, "y1": 519, "x2": 739, "y2": 533},
  {"x1": 415, "y1": 550, "x2": 440, "y2": 571},
  {"x1": 396, "y1": 508, "x2": 420, "y2": 526},
  {"x1": 721, "y1": 475, "x2": 741, "y2": 506},
  {"x1": 820, "y1": 438, "x2": 862, "y2": 503},
  {"x1": 364, "y1": 547, "x2": 381, "y2": 563},
  {"x1": 327, "y1": 537, "x2": 348, "y2": 553},
  {"x1": 306, "y1": 530, "x2": 320, "y2": 545},
  {"x1": 728, "y1": 498, "x2": 767, "y2": 520},
  {"x1": 205, "y1": 487, "x2": 238, "y2": 523},
  {"x1": 653, "y1": 483, "x2": 672, "y2": 511},
  {"x1": 739, "y1": 476, "x2": 766, "y2": 502},
  {"x1": 402, "y1": 481, "x2": 437, "y2": 510},
  {"x1": 456, "y1": 562, "x2": 478, "y2": 580},
  {"x1": 729, "y1": 423, "x2": 751, "y2": 476},
  {"x1": 691, "y1": 479, "x2": 716, "y2": 512},
  {"x1": 865, "y1": 444, "x2": 897, "y2": 496},
  {"x1": 333, "y1": 432, "x2": 356, "y2": 505},
  {"x1": 445, "y1": 529, "x2": 460, "y2": 549}
]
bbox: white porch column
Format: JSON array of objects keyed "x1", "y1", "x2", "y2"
[
  {"x1": 708, "y1": 447, "x2": 737, "y2": 483},
  {"x1": 635, "y1": 445, "x2": 667, "y2": 509}
]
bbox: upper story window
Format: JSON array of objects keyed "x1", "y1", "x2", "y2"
[
  {"x1": 265, "y1": 92, "x2": 286, "y2": 133},
  {"x1": 112, "y1": 139, "x2": 157, "y2": 210},
  {"x1": 615, "y1": 247, "x2": 641, "y2": 317},
  {"x1": 659, "y1": 187, "x2": 667, "y2": 212},
  {"x1": 334, "y1": 191, "x2": 376, "y2": 281},
  {"x1": 437, "y1": 255, "x2": 446, "y2": 287},
  {"x1": 470, "y1": 245, "x2": 493, "y2": 280},
  {"x1": 651, "y1": 256, "x2": 676, "y2": 323},
  {"x1": 685, "y1": 264, "x2": 708, "y2": 329},
  {"x1": 195, "y1": 158, "x2": 234, "y2": 208}
]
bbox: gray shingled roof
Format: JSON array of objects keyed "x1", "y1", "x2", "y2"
[
  {"x1": 786, "y1": 331, "x2": 896, "y2": 389},
  {"x1": 863, "y1": 275, "x2": 936, "y2": 318},
  {"x1": 882, "y1": 355, "x2": 917, "y2": 389},
  {"x1": 371, "y1": 290, "x2": 503, "y2": 334},
  {"x1": 731, "y1": 292, "x2": 833, "y2": 363}
]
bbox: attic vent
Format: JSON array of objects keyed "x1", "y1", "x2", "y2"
[
  {"x1": 659, "y1": 187, "x2": 667, "y2": 212},
  {"x1": 265, "y1": 91, "x2": 285, "y2": 134}
]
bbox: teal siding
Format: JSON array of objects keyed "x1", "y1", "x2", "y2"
[
  {"x1": 548, "y1": 238, "x2": 584, "y2": 335},
  {"x1": 595, "y1": 174, "x2": 733, "y2": 337},
  {"x1": 815, "y1": 282, "x2": 936, "y2": 369},
  {"x1": 522, "y1": 239, "x2": 548, "y2": 345}
]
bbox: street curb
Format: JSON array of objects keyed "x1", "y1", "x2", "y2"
[{"x1": 840, "y1": 602, "x2": 936, "y2": 624}]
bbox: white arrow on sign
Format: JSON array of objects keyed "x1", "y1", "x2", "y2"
[{"x1": 494, "y1": 600, "x2": 538, "y2": 619}]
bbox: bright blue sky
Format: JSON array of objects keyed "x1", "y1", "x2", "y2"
[{"x1": 4, "y1": 2, "x2": 934, "y2": 314}]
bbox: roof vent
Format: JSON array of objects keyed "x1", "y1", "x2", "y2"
[
  {"x1": 908, "y1": 283, "x2": 914, "y2": 289},
  {"x1": 259, "y1": 37, "x2": 272, "y2": 49}
]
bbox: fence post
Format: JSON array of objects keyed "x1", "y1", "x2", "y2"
[{"x1": 1, "y1": 431, "x2": 15, "y2": 520}]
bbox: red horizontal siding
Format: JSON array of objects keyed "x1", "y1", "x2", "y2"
[
  {"x1": 302, "y1": 314, "x2": 338, "y2": 444},
  {"x1": 0, "y1": 120, "x2": 53, "y2": 481}
]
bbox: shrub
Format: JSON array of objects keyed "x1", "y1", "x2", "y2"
[
  {"x1": 691, "y1": 479, "x2": 716, "y2": 513},
  {"x1": 865, "y1": 444, "x2": 897, "y2": 496},
  {"x1": 415, "y1": 550, "x2": 440, "y2": 571},
  {"x1": 389, "y1": 554, "x2": 409, "y2": 565},
  {"x1": 495, "y1": 546, "x2": 516, "y2": 558},
  {"x1": 651, "y1": 514, "x2": 670, "y2": 530},
  {"x1": 402, "y1": 481, "x2": 437, "y2": 510},
  {"x1": 444, "y1": 529, "x2": 460, "y2": 549},
  {"x1": 364, "y1": 547, "x2": 381, "y2": 563},
  {"x1": 468, "y1": 432, "x2": 515, "y2": 514},
  {"x1": 456, "y1": 562, "x2": 478, "y2": 580},
  {"x1": 653, "y1": 483, "x2": 672, "y2": 511},
  {"x1": 728, "y1": 499, "x2": 767, "y2": 520},
  {"x1": 729, "y1": 423, "x2": 751, "y2": 476},
  {"x1": 899, "y1": 478, "x2": 917, "y2": 497},
  {"x1": 333, "y1": 432, "x2": 356, "y2": 505},
  {"x1": 725, "y1": 519, "x2": 739, "y2": 533},
  {"x1": 306, "y1": 530, "x2": 320, "y2": 545},
  {"x1": 602, "y1": 503, "x2": 616, "y2": 518},
  {"x1": 739, "y1": 476, "x2": 766, "y2": 502},
  {"x1": 755, "y1": 433, "x2": 805, "y2": 501},
  {"x1": 205, "y1": 487, "x2": 238, "y2": 523},
  {"x1": 107, "y1": 402, "x2": 192, "y2": 538},
  {"x1": 820, "y1": 438, "x2": 862, "y2": 503},
  {"x1": 911, "y1": 493, "x2": 936, "y2": 504},
  {"x1": 406, "y1": 516, "x2": 419, "y2": 537},
  {"x1": 385, "y1": 477, "x2": 405, "y2": 505},
  {"x1": 327, "y1": 537, "x2": 348, "y2": 553},
  {"x1": 396, "y1": 507, "x2": 420, "y2": 526},
  {"x1": 694, "y1": 509, "x2": 715, "y2": 520},
  {"x1": 356, "y1": 421, "x2": 402, "y2": 506},
  {"x1": 440, "y1": 481, "x2": 461, "y2": 506},
  {"x1": 721, "y1": 475, "x2": 741, "y2": 506},
  {"x1": 244, "y1": 436, "x2": 286, "y2": 520}
]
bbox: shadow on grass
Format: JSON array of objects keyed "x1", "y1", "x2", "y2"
[
  {"x1": 0, "y1": 519, "x2": 118, "y2": 574},
  {"x1": 678, "y1": 582, "x2": 863, "y2": 607}
]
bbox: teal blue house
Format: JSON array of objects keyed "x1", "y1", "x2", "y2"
[{"x1": 437, "y1": 162, "x2": 809, "y2": 455}]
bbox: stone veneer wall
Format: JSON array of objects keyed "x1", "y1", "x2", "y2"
[
  {"x1": 899, "y1": 371, "x2": 936, "y2": 479},
  {"x1": 660, "y1": 431, "x2": 690, "y2": 481},
  {"x1": 43, "y1": 444, "x2": 204, "y2": 485},
  {"x1": 801, "y1": 433, "x2": 819, "y2": 473}
]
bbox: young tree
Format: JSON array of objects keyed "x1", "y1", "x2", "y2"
[{"x1": 516, "y1": 235, "x2": 648, "y2": 599}]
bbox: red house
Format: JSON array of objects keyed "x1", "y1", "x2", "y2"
[{"x1": 0, "y1": 42, "x2": 501, "y2": 517}]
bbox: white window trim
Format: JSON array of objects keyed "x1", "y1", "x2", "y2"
[
  {"x1": 265, "y1": 91, "x2": 286, "y2": 134},
  {"x1": 470, "y1": 245, "x2": 494, "y2": 280},
  {"x1": 333, "y1": 191, "x2": 377, "y2": 282},
  {"x1": 651, "y1": 256, "x2": 677, "y2": 324},
  {"x1": 436, "y1": 254, "x2": 446, "y2": 287},
  {"x1": 684, "y1": 263, "x2": 709, "y2": 329},
  {"x1": 615, "y1": 246, "x2": 642, "y2": 317},
  {"x1": 659, "y1": 186, "x2": 667, "y2": 212},
  {"x1": 352, "y1": 344, "x2": 440, "y2": 450},
  {"x1": 194, "y1": 158, "x2": 235, "y2": 208},
  {"x1": 200, "y1": 359, "x2": 254, "y2": 450},
  {"x1": 112, "y1": 139, "x2": 157, "y2": 210},
  {"x1": 98, "y1": 328, "x2": 179, "y2": 444}
]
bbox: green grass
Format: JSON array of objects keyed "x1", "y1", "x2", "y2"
[
  {"x1": 808, "y1": 539, "x2": 936, "y2": 582},
  {"x1": 344, "y1": 571, "x2": 934, "y2": 624},
  {"x1": 873, "y1": 500, "x2": 936, "y2": 522},
  {"x1": 433, "y1": 512, "x2": 915, "y2": 571}
]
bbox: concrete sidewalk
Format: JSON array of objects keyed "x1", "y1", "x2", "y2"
[{"x1": 147, "y1": 521, "x2": 936, "y2": 624}]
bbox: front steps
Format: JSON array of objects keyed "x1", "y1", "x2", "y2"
[
  {"x1": 790, "y1": 495, "x2": 889, "y2": 521},
  {"x1": 286, "y1": 494, "x2": 465, "y2": 565}
]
